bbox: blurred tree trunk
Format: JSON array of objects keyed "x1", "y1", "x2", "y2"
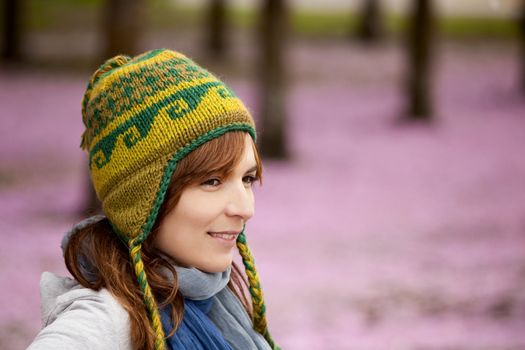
[
  {"x1": 404, "y1": 0, "x2": 434, "y2": 120},
  {"x1": 207, "y1": 0, "x2": 227, "y2": 57},
  {"x1": 519, "y1": 0, "x2": 525, "y2": 94},
  {"x1": 103, "y1": 0, "x2": 146, "y2": 58},
  {"x1": 2, "y1": 0, "x2": 24, "y2": 62},
  {"x1": 355, "y1": 0, "x2": 383, "y2": 43},
  {"x1": 258, "y1": 0, "x2": 289, "y2": 158}
]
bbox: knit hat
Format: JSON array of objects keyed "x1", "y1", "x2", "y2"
[{"x1": 81, "y1": 49, "x2": 277, "y2": 349}]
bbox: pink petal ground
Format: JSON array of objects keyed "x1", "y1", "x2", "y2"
[{"x1": 1, "y1": 41, "x2": 525, "y2": 349}]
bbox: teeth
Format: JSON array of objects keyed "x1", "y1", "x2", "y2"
[{"x1": 209, "y1": 232, "x2": 236, "y2": 240}]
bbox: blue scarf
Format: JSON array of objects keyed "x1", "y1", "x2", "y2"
[
  {"x1": 160, "y1": 299, "x2": 233, "y2": 350},
  {"x1": 159, "y1": 265, "x2": 235, "y2": 349}
]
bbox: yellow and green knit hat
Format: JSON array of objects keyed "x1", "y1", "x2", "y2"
[{"x1": 81, "y1": 49, "x2": 277, "y2": 349}]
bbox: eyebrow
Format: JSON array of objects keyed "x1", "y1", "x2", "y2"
[{"x1": 245, "y1": 165, "x2": 258, "y2": 173}]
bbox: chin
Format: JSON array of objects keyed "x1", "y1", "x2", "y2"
[{"x1": 197, "y1": 258, "x2": 233, "y2": 273}]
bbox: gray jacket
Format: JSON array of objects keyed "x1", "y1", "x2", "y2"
[{"x1": 27, "y1": 272, "x2": 132, "y2": 350}]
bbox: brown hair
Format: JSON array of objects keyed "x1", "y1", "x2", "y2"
[{"x1": 65, "y1": 131, "x2": 262, "y2": 350}]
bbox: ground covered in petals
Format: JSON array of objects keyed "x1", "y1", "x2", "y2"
[{"x1": 1, "y1": 39, "x2": 524, "y2": 349}]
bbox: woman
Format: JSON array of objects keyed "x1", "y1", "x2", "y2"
[{"x1": 28, "y1": 49, "x2": 278, "y2": 350}]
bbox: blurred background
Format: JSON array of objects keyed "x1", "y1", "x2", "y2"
[{"x1": 1, "y1": 0, "x2": 525, "y2": 349}]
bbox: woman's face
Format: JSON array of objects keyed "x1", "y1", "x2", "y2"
[{"x1": 155, "y1": 133, "x2": 258, "y2": 273}]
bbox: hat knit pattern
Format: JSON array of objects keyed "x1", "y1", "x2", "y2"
[{"x1": 81, "y1": 49, "x2": 277, "y2": 350}]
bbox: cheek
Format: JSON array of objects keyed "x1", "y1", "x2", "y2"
[
  {"x1": 156, "y1": 189, "x2": 229, "y2": 248},
  {"x1": 174, "y1": 193, "x2": 224, "y2": 229}
]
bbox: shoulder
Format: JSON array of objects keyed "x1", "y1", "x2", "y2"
[
  {"x1": 38, "y1": 272, "x2": 126, "y2": 326},
  {"x1": 28, "y1": 272, "x2": 131, "y2": 350}
]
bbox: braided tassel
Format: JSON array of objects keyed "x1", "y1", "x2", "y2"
[
  {"x1": 236, "y1": 231, "x2": 280, "y2": 350},
  {"x1": 129, "y1": 238, "x2": 166, "y2": 350}
]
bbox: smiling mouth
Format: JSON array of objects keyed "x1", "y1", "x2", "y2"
[{"x1": 207, "y1": 231, "x2": 240, "y2": 241}]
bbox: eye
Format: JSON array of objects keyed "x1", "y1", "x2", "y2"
[
  {"x1": 243, "y1": 175, "x2": 257, "y2": 186},
  {"x1": 201, "y1": 178, "x2": 221, "y2": 187}
]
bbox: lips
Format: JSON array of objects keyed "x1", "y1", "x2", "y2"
[{"x1": 208, "y1": 231, "x2": 240, "y2": 248}]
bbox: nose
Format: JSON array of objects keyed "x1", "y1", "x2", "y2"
[{"x1": 225, "y1": 182, "x2": 254, "y2": 221}]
